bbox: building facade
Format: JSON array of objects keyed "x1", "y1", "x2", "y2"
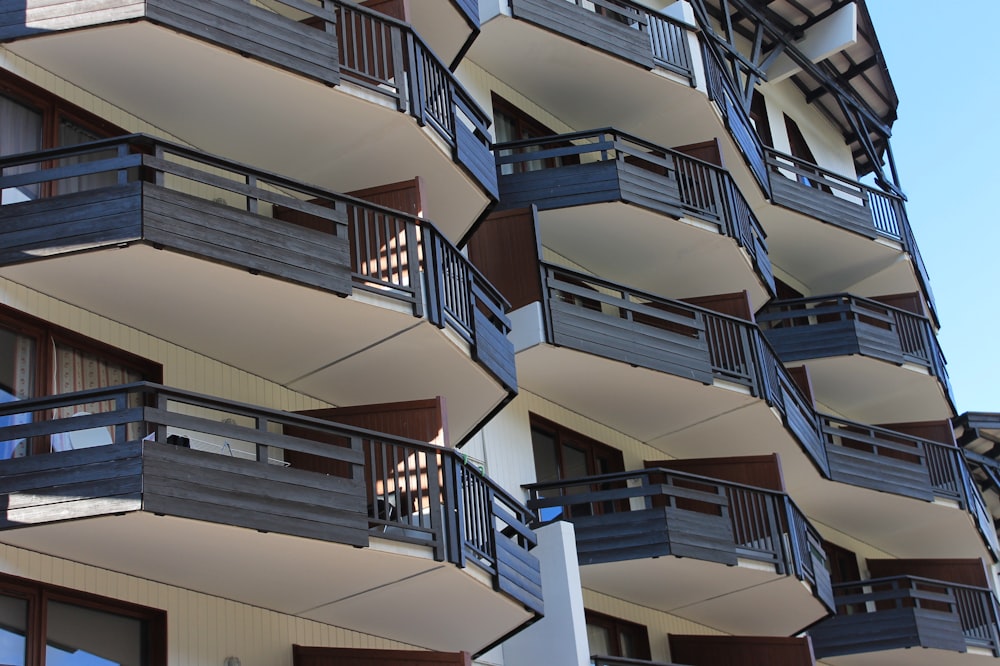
[{"x1": 0, "y1": 1, "x2": 995, "y2": 665}]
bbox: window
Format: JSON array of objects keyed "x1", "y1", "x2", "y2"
[
  {"x1": 0, "y1": 305, "x2": 161, "y2": 458},
  {"x1": 0, "y1": 71, "x2": 124, "y2": 203},
  {"x1": 585, "y1": 610, "x2": 651, "y2": 660},
  {"x1": 0, "y1": 573, "x2": 166, "y2": 666},
  {"x1": 749, "y1": 90, "x2": 773, "y2": 148},
  {"x1": 492, "y1": 94, "x2": 578, "y2": 175},
  {"x1": 530, "y1": 415, "x2": 624, "y2": 521}
]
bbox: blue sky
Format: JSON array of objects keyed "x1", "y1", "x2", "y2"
[{"x1": 866, "y1": 1, "x2": 1000, "y2": 414}]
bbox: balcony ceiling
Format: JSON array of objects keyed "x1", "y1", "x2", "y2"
[
  {"x1": 761, "y1": 204, "x2": 920, "y2": 298},
  {"x1": 0, "y1": 245, "x2": 507, "y2": 443},
  {"x1": 470, "y1": 15, "x2": 719, "y2": 151},
  {"x1": 0, "y1": 514, "x2": 531, "y2": 654},
  {"x1": 537, "y1": 203, "x2": 771, "y2": 310},
  {"x1": 409, "y1": 2, "x2": 477, "y2": 67},
  {"x1": 804, "y1": 355, "x2": 952, "y2": 424},
  {"x1": 5, "y1": 22, "x2": 487, "y2": 243},
  {"x1": 581, "y1": 556, "x2": 827, "y2": 635}
]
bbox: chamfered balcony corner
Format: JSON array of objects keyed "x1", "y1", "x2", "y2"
[
  {"x1": 0, "y1": 135, "x2": 516, "y2": 445},
  {"x1": 0, "y1": 382, "x2": 542, "y2": 655}
]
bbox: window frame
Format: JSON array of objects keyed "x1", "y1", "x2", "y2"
[
  {"x1": 585, "y1": 609, "x2": 652, "y2": 660},
  {"x1": 0, "y1": 571, "x2": 167, "y2": 666}
]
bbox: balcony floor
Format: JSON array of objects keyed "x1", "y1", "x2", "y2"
[
  {"x1": 6, "y1": 22, "x2": 488, "y2": 242},
  {"x1": 0, "y1": 512, "x2": 531, "y2": 654},
  {"x1": 0, "y1": 245, "x2": 506, "y2": 443}
]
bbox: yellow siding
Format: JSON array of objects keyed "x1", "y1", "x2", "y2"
[{"x1": 0, "y1": 544, "x2": 421, "y2": 666}]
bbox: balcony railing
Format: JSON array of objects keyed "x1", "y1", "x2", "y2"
[
  {"x1": 820, "y1": 415, "x2": 967, "y2": 504},
  {"x1": 525, "y1": 467, "x2": 833, "y2": 610},
  {"x1": 0, "y1": 382, "x2": 541, "y2": 611},
  {"x1": 495, "y1": 129, "x2": 774, "y2": 295},
  {"x1": 508, "y1": 0, "x2": 695, "y2": 81},
  {"x1": 0, "y1": 135, "x2": 514, "y2": 390},
  {"x1": 756, "y1": 294, "x2": 951, "y2": 401},
  {"x1": 811, "y1": 576, "x2": 1000, "y2": 658},
  {"x1": 592, "y1": 658, "x2": 678, "y2": 666}
]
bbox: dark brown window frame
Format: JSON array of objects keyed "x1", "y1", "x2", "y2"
[
  {"x1": 529, "y1": 414, "x2": 625, "y2": 481},
  {"x1": 0, "y1": 570, "x2": 167, "y2": 666},
  {"x1": 585, "y1": 609, "x2": 652, "y2": 660}
]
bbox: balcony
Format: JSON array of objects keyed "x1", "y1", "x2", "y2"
[
  {"x1": 0, "y1": 0, "x2": 495, "y2": 240},
  {"x1": 0, "y1": 383, "x2": 542, "y2": 655},
  {"x1": 809, "y1": 416, "x2": 996, "y2": 560},
  {"x1": 494, "y1": 129, "x2": 774, "y2": 304},
  {"x1": 957, "y1": 412, "x2": 1000, "y2": 557},
  {"x1": 0, "y1": 136, "x2": 514, "y2": 443},
  {"x1": 762, "y1": 149, "x2": 935, "y2": 319},
  {"x1": 757, "y1": 294, "x2": 953, "y2": 423},
  {"x1": 595, "y1": 634, "x2": 817, "y2": 666},
  {"x1": 526, "y1": 467, "x2": 833, "y2": 635},
  {"x1": 471, "y1": 0, "x2": 729, "y2": 153},
  {"x1": 809, "y1": 576, "x2": 1000, "y2": 665}
]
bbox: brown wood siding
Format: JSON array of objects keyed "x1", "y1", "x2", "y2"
[
  {"x1": 467, "y1": 207, "x2": 542, "y2": 311},
  {"x1": 872, "y1": 291, "x2": 925, "y2": 316},
  {"x1": 0, "y1": 182, "x2": 143, "y2": 266},
  {"x1": 360, "y1": 0, "x2": 409, "y2": 22},
  {"x1": 681, "y1": 291, "x2": 753, "y2": 320},
  {"x1": 872, "y1": 420, "x2": 956, "y2": 446},
  {"x1": 141, "y1": 185, "x2": 352, "y2": 296},
  {"x1": 786, "y1": 366, "x2": 815, "y2": 407},
  {"x1": 669, "y1": 635, "x2": 815, "y2": 666},
  {"x1": 672, "y1": 138, "x2": 725, "y2": 167},
  {"x1": 867, "y1": 559, "x2": 989, "y2": 588},
  {"x1": 509, "y1": 0, "x2": 653, "y2": 68},
  {"x1": 297, "y1": 398, "x2": 448, "y2": 446},
  {"x1": 347, "y1": 177, "x2": 424, "y2": 217},
  {"x1": 647, "y1": 454, "x2": 785, "y2": 491},
  {"x1": 293, "y1": 645, "x2": 471, "y2": 666}
]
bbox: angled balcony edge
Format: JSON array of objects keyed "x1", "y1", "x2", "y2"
[
  {"x1": 809, "y1": 576, "x2": 1000, "y2": 659},
  {"x1": 0, "y1": 382, "x2": 542, "y2": 616}
]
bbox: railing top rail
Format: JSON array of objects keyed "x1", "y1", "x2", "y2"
[
  {"x1": 523, "y1": 465, "x2": 792, "y2": 500},
  {"x1": 820, "y1": 413, "x2": 958, "y2": 452},
  {"x1": 760, "y1": 293, "x2": 931, "y2": 321},
  {"x1": 764, "y1": 146, "x2": 902, "y2": 201},
  {"x1": 543, "y1": 263, "x2": 754, "y2": 328},
  {"x1": 493, "y1": 127, "x2": 731, "y2": 174},
  {"x1": 834, "y1": 575, "x2": 993, "y2": 595}
]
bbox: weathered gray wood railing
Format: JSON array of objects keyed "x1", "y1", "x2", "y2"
[
  {"x1": 756, "y1": 295, "x2": 950, "y2": 398},
  {"x1": 495, "y1": 129, "x2": 774, "y2": 294},
  {"x1": 508, "y1": 0, "x2": 695, "y2": 81},
  {"x1": 0, "y1": 135, "x2": 514, "y2": 390},
  {"x1": 820, "y1": 416, "x2": 966, "y2": 504},
  {"x1": 524, "y1": 467, "x2": 832, "y2": 609},
  {"x1": 820, "y1": 576, "x2": 1000, "y2": 656},
  {"x1": 0, "y1": 382, "x2": 539, "y2": 609},
  {"x1": 334, "y1": 0, "x2": 496, "y2": 195}
]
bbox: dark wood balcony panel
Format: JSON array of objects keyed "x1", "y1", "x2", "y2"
[
  {"x1": 0, "y1": 441, "x2": 143, "y2": 528},
  {"x1": 810, "y1": 607, "x2": 967, "y2": 657},
  {"x1": 826, "y1": 443, "x2": 934, "y2": 502},
  {"x1": 510, "y1": 0, "x2": 654, "y2": 68},
  {"x1": 498, "y1": 160, "x2": 625, "y2": 213},
  {"x1": 0, "y1": 182, "x2": 143, "y2": 265},
  {"x1": 768, "y1": 171, "x2": 876, "y2": 238},
  {"x1": 0, "y1": 0, "x2": 340, "y2": 86}
]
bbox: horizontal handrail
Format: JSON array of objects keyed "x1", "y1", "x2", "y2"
[
  {"x1": 0, "y1": 382, "x2": 535, "y2": 574},
  {"x1": 0, "y1": 135, "x2": 511, "y2": 358}
]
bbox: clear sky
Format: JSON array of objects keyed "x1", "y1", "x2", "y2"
[{"x1": 865, "y1": 1, "x2": 1000, "y2": 414}]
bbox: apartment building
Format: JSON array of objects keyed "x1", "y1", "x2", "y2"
[{"x1": 0, "y1": 1, "x2": 995, "y2": 665}]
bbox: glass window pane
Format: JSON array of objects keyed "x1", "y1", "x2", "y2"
[
  {"x1": 0, "y1": 594, "x2": 27, "y2": 665},
  {"x1": 0, "y1": 326, "x2": 35, "y2": 459},
  {"x1": 0, "y1": 94, "x2": 43, "y2": 204},
  {"x1": 586, "y1": 623, "x2": 611, "y2": 657},
  {"x1": 531, "y1": 428, "x2": 559, "y2": 483},
  {"x1": 56, "y1": 119, "x2": 116, "y2": 195},
  {"x1": 46, "y1": 600, "x2": 145, "y2": 666}
]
